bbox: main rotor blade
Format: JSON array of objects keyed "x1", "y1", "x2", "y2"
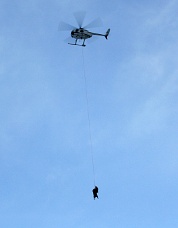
[
  {"x1": 73, "y1": 11, "x2": 86, "y2": 28},
  {"x1": 84, "y1": 17, "x2": 103, "y2": 29},
  {"x1": 58, "y1": 21, "x2": 76, "y2": 31}
]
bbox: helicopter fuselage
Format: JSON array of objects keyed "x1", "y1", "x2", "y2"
[
  {"x1": 69, "y1": 28, "x2": 110, "y2": 46},
  {"x1": 71, "y1": 28, "x2": 92, "y2": 40}
]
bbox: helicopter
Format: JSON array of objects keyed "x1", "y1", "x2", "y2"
[{"x1": 58, "y1": 11, "x2": 110, "y2": 47}]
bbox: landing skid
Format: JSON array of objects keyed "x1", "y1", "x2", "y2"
[{"x1": 68, "y1": 43, "x2": 86, "y2": 47}]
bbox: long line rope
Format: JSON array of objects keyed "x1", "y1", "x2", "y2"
[{"x1": 82, "y1": 48, "x2": 96, "y2": 186}]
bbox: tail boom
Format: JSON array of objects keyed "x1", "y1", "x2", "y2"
[{"x1": 91, "y1": 28, "x2": 110, "y2": 39}]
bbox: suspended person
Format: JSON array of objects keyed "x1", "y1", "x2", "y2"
[{"x1": 92, "y1": 186, "x2": 99, "y2": 200}]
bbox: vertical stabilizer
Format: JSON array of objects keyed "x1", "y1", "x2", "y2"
[{"x1": 105, "y1": 28, "x2": 110, "y2": 39}]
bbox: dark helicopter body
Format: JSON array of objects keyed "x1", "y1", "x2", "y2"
[
  {"x1": 70, "y1": 28, "x2": 110, "y2": 46},
  {"x1": 71, "y1": 28, "x2": 92, "y2": 39}
]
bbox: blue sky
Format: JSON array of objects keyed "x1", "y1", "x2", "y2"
[{"x1": 1, "y1": 0, "x2": 178, "y2": 227}]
